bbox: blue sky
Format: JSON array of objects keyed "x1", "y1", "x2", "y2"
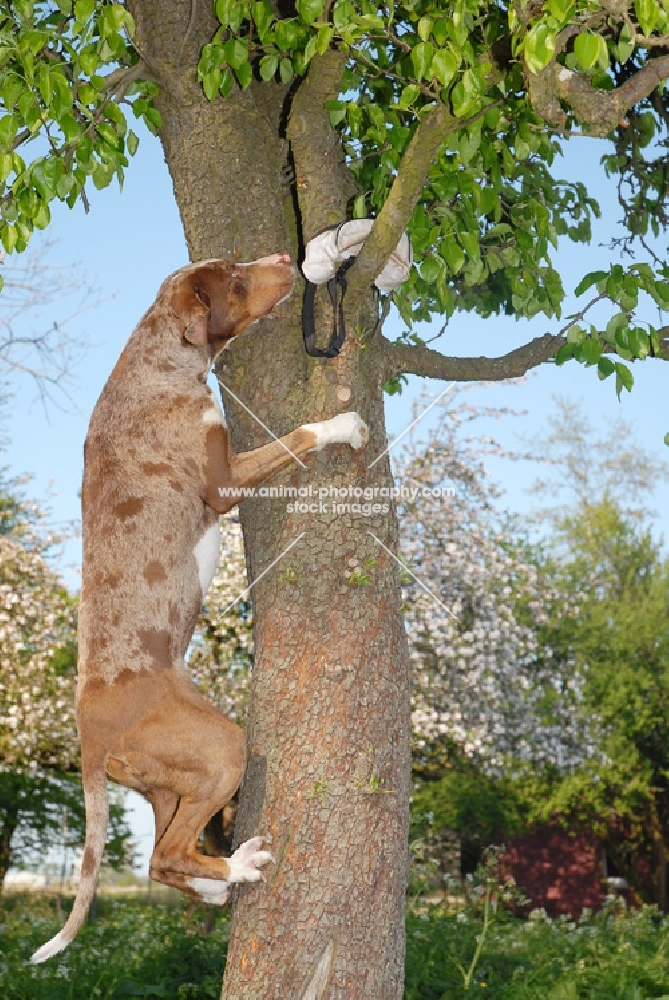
[{"x1": 3, "y1": 120, "x2": 668, "y2": 871}]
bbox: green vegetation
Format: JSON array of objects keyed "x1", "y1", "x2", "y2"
[
  {"x1": 405, "y1": 901, "x2": 669, "y2": 999},
  {"x1": 2, "y1": 893, "x2": 669, "y2": 999},
  {"x1": 0, "y1": 895, "x2": 230, "y2": 1000}
]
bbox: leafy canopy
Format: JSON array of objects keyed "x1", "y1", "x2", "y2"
[{"x1": 1, "y1": 1, "x2": 669, "y2": 406}]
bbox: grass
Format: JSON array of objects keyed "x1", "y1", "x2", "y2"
[{"x1": 2, "y1": 893, "x2": 669, "y2": 998}]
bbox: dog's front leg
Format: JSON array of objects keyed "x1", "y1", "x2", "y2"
[{"x1": 203, "y1": 412, "x2": 368, "y2": 512}]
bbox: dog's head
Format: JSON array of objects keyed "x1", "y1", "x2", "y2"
[{"x1": 168, "y1": 253, "x2": 295, "y2": 357}]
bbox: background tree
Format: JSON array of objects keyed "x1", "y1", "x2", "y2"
[
  {"x1": 0, "y1": 472, "x2": 130, "y2": 886},
  {"x1": 0, "y1": 242, "x2": 96, "y2": 406},
  {"x1": 396, "y1": 390, "x2": 594, "y2": 779},
  {"x1": 509, "y1": 404, "x2": 669, "y2": 910},
  {"x1": 526, "y1": 501, "x2": 669, "y2": 910},
  {"x1": 3, "y1": 1, "x2": 669, "y2": 995}
]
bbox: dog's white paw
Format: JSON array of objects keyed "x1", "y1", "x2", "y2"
[
  {"x1": 303, "y1": 412, "x2": 369, "y2": 451},
  {"x1": 226, "y1": 836, "x2": 274, "y2": 883},
  {"x1": 187, "y1": 877, "x2": 230, "y2": 905}
]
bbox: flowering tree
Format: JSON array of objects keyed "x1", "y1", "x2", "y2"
[
  {"x1": 0, "y1": 484, "x2": 78, "y2": 776},
  {"x1": 0, "y1": 479, "x2": 129, "y2": 885},
  {"x1": 394, "y1": 391, "x2": 594, "y2": 778}
]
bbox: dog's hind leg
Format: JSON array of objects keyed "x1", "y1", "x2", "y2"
[
  {"x1": 106, "y1": 754, "x2": 179, "y2": 848},
  {"x1": 105, "y1": 675, "x2": 271, "y2": 893}
]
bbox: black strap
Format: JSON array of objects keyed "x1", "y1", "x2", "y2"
[{"x1": 303, "y1": 255, "x2": 357, "y2": 358}]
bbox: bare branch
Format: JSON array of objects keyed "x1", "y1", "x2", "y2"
[
  {"x1": 0, "y1": 242, "x2": 99, "y2": 408},
  {"x1": 381, "y1": 332, "x2": 566, "y2": 382},
  {"x1": 381, "y1": 322, "x2": 669, "y2": 383}
]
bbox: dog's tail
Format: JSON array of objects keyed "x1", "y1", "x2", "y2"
[{"x1": 30, "y1": 750, "x2": 108, "y2": 964}]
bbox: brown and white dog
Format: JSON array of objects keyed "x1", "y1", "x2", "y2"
[{"x1": 31, "y1": 252, "x2": 368, "y2": 963}]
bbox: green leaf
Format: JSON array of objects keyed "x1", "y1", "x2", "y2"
[
  {"x1": 411, "y1": 41, "x2": 434, "y2": 82},
  {"x1": 567, "y1": 325, "x2": 585, "y2": 344},
  {"x1": 524, "y1": 24, "x2": 556, "y2": 75},
  {"x1": 279, "y1": 57, "x2": 293, "y2": 84},
  {"x1": 1, "y1": 223, "x2": 18, "y2": 253},
  {"x1": 315, "y1": 25, "x2": 334, "y2": 54},
  {"x1": 202, "y1": 67, "x2": 222, "y2": 102},
  {"x1": 126, "y1": 130, "x2": 139, "y2": 156},
  {"x1": 0, "y1": 154, "x2": 13, "y2": 183},
  {"x1": 398, "y1": 84, "x2": 421, "y2": 109},
  {"x1": 235, "y1": 61, "x2": 253, "y2": 89},
  {"x1": 56, "y1": 173, "x2": 73, "y2": 198},
  {"x1": 0, "y1": 114, "x2": 19, "y2": 153},
  {"x1": 224, "y1": 38, "x2": 248, "y2": 70},
  {"x1": 555, "y1": 342, "x2": 575, "y2": 365},
  {"x1": 215, "y1": 0, "x2": 242, "y2": 30},
  {"x1": 635, "y1": 0, "x2": 658, "y2": 36},
  {"x1": 441, "y1": 240, "x2": 464, "y2": 274},
  {"x1": 252, "y1": 0, "x2": 274, "y2": 38},
  {"x1": 574, "y1": 33, "x2": 603, "y2": 71},
  {"x1": 664, "y1": 432, "x2": 669, "y2": 447},
  {"x1": 297, "y1": 0, "x2": 324, "y2": 24},
  {"x1": 96, "y1": 122, "x2": 118, "y2": 147},
  {"x1": 574, "y1": 269, "x2": 608, "y2": 297},
  {"x1": 325, "y1": 100, "x2": 347, "y2": 126},
  {"x1": 597, "y1": 356, "x2": 615, "y2": 378},
  {"x1": 432, "y1": 49, "x2": 458, "y2": 88},
  {"x1": 547, "y1": 0, "x2": 573, "y2": 20},
  {"x1": 581, "y1": 337, "x2": 602, "y2": 364},
  {"x1": 259, "y1": 54, "x2": 279, "y2": 81},
  {"x1": 421, "y1": 256, "x2": 442, "y2": 283},
  {"x1": 450, "y1": 81, "x2": 475, "y2": 118},
  {"x1": 74, "y1": 0, "x2": 95, "y2": 26},
  {"x1": 100, "y1": 4, "x2": 127, "y2": 38},
  {"x1": 615, "y1": 22, "x2": 635, "y2": 63},
  {"x1": 219, "y1": 69, "x2": 233, "y2": 99},
  {"x1": 614, "y1": 361, "x2": 634, "y2": 397},
  {"x1": 417, "y1": 17, "x2": 432, "y2": 42}
]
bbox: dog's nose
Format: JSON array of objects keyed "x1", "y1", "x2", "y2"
[{"x1": 276, "y1": 252, "x2": 292, "y2": 265}]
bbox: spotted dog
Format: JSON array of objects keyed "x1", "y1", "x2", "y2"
[{"x1": 31, "y1": 253, "x2": 368, "y2": 963}]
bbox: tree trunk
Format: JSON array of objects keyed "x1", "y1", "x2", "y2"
[
  {"x1": 127, "y1": 5, "x2": 412, "y2": 997},
  {"x1": 0, "y1": 798, "x2": 19, "y2": 890},
  {"x1": 649, "y1": 805, "x2": 668, "y2": 912}
]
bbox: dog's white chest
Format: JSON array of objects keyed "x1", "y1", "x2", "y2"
[{"x1": 194, "y1": 522, "x2": 220, "y2": 597}]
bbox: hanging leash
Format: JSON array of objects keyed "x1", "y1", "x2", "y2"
[{"x1": 302, "y1": 255, "x2": 357, "y2": 358}]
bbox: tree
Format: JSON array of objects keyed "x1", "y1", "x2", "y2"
[
  {"x1": 0, "y1": 474, "x2": 130, "y2": 885},
  {"x1": 513, "y1": 406, "x2": 669, "y2": 910},
  {"x1": 3, "y1": 1, "x2": 669, "y2": 995},
  {"x1": 0, "y1": 242, "x2": 96, "y2": 406},
  {"x1": 396, "y1": 389, "x2": 594, "y2": 779}
]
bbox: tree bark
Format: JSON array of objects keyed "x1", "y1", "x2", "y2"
[
  {"x1": 0, "y1": 794, "x2": 19, "y2": 890},
  {"x1": 127, "y1": 5, "x2": 412, "y2": 997},
  {"x1": 649, "y1": 805, "x2": 668, "y2": 913}
]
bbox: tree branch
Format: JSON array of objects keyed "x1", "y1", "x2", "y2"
[
  {"x1": 382, "y1": 326, "x2": 669, "y2": 383},
  {"x1": 528, "y1": 52, "x2": 669, "y2": 137},
  {"x1": 345, "y1": 101, "x2": 453, "y2": 310},
  {"x1": 381, "y1": 332, "x2": 566, "y2": 382},
  {"x1": 287, "y1": 49, "x2": 356, "y2": 244}
]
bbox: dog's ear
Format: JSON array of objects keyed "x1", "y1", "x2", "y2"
[
  {"x1": 170, "y1": 271, "x2": 215, "y2": 346},
  {"x1": 184, "y1": 285, "x2": 211, "y2": 346},
  {"x1": 173, "y1": 265, "x2": 239, "y2": 347}
]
